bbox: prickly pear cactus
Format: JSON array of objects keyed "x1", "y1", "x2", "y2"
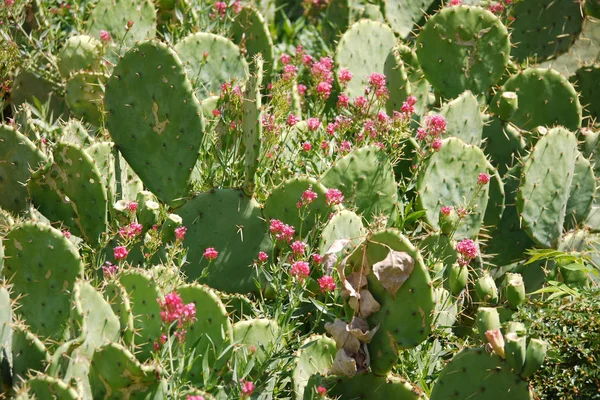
[
  {"x1": 335, "y1": 19, "x2": 397, "y2": 99},
  {"x1": 440, "y1": 90, "x2": 483, "y2": 145},
  {"x1": 481, "y1": 117, "x2": 525, "y2": 176},
  {"x1": 321, "y1": 146, "x2": 398, "y2": 223},
  {"x1": 174, "y1": 32, "x2": 249, "y2": 99},
  {"x1": 243, "y1": 55, "x2": 263, "y2": 196},
  {"x1": 565, "y1": 153, "x2": 596, "y2": 230},
  {"x1": 3, "y1": 222, "x2": 83, "y2": 340},
  {"x1": 177, "y1": 189, "x2": 271, "y2": 293},
  {"x1": 382, "y1": 0, "x2": 438, "y2": 38},
  {"x1": 11, "y1": 324, "x2": 50, "y2": 381},
  {"x1": 0, "y1": 125, "x2": 47, "y2": 214},
  {"x1": 326, "y1": 373, "x2": 427, "y2": 400},
  {"x1": 417, "y1": 137, "x2": 490, "y2": 239},
  {"x1": 491, "y1": 68, "x2": 582, "y2": 131},
  {"x1": 103, "y1": 281, "x2": 135, "y2": 347},
  {"x1": 319, "y1": 210, "x2": 366, "y2": 254},
  {"x1": 384, "y1": 46, "x2": 411, "y2": 115},
  {"x1": 231, "y1": 6, "x2": 275, "y2": 80},
  {"x1": 28, "y1": 141, "x2": 108, "y2": 243},
  {"x1": 517, "y1": 127, "x2": 578, "y2": 248},
  {"x1": 572, "y1": 65, "x2": 600, "y2": 122},
  {"x1": 20, "y1": 374, "x2": 79, "y2": 400},
  {"x1": 57, "y1": 34, "x2": 103, "y2": 78},
  {"x1": 430, "y1": 348, "x2": 533, "y2": 400},
  {"x1": 292, "y1": 335, "x2": 336, "y2": 399},
  {"x1": 233, "y1": 318, "x2": 280, "y2": 367},
  {"x1": 104, "y1": 40, "x2": 205, "y2": 204},
  {"x1": 394, "y1": 44, "x2": 430, "y2": 115},
  {"x1": 64, "y1": 71, "x2": 107, "y2": 126},
  {"x1": 416, "y1": 5, "x2": 510, "y2": 98}
]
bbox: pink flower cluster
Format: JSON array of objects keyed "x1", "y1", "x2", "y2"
[
  {"x1": 291, "y1": 240, "x2": 307, "y2": 256},
  {"x1": 489, "y1": 2, "x2": 505, "y2": 14},
  {"x1": 367, "y1": 72, "x2": 389, "y2": 99},
  {"x1": 300, "y1": 187, "x2": 318, "y2": 206},
  {"x1": 416, "y1": 114, "x2": 447, "y2": 151},
  {"x1": 241, "y1": 380, "x2": 255, "y2": 397},
  {"x1": 310, "y1": 57, "x2": 334, "y2": 99},
  {"x1": 448, "y1": 0, "x2": 462, "y2": 5},
  {"x1": 175, "y1": 226, "x2": 187, "y2": 241},
  {"x1": 325, "y1": 188, "x2": 344, "y2": 206},
  {"x1": 258, "y1": 251, "x2": 269, "y2": 262},
  {"x1": 291, "y1": 260, "x2": 310, "y2": 281},
  {"x1": 440, "y1": 205, "x2": 453, "y2": 216},
  {"x1": 204, "y1": 247, "x2": 219, "y2": 261},
  {"x1": 119, "y1": 222, "x2": 143, "y2": 238},
  {"x1": 399, "y1": 95, "x2": 417, "y2": 119},
  {"x1": 113, "y1": 246, "x2": 129, "y2": 260},
  {"x1": 478, "y1": 172, "x2": 490, "y2": 185},
  {"x1": 187, "y1": 396, "x2": 205, "y2": 400},
  {"x1": 318, "y1": 275, "x2": 336, "y2": 293},
  {"x1": 270, "y1": 219, "x2": 295, "y2": 242},
  {"x1": 102, "y1": 261, "x2": 118, "y2": 277},
  {"x1": 456, "y1": 239, "x2": 478, "y2": 266},
  {"x1": 127, "y1": 201, "x2": 138, "y2": 212},
  {"x1": 307, "y1": 117, "x2": 321, "y2": 131},
  {"x1": 338, "y1": 68, "x2": 353, "y2": 86},
  {"x1": 287, "y1": 113, "x2": 300, "y2": 127},
  {"x1": 99, "y1": 30, "x2": 111, "y2": 43},
  {"x1": 157, "y1": 292, "x2": 197, "y2": 343}
]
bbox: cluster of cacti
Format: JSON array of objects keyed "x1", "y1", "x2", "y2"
[{"x1": 1, "y1": 0, "x2": 599, "y2": 398}]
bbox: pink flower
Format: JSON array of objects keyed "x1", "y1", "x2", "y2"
[
  {"x1": 440, "y1": 205, "x2": 453, "y2": 216},
  {"x1": 321, "y1": 140, "x2": 329, "y2": 150},
  {"x1": 212, "y1": 109, "x2": 221, "y2": 117},
  {"x1": 119, "y1": 222, "x2": 143, "y2": 238},
  {"x1": 316, "y1": 81, "x2": 332, "y2": 99},
  {"x1": 339, "y1": 141, "x2": 352, "y2": 153},
  {"x1": 448, "y1": 0, "x2": 462, "y2": 5},
  {"x1": 302, "y1": 142, "x2": 312, "y2": 151},
  {"x1": 114, "y1": 246, "x2": 128, "y2": 260},
  {"x1": 232, "y1": 0, "x2": 243, "y2": 13},
  {"x1": 302, "y1": 54, "x2": 313, "y2": 66},
  {"x1": 258, "y1": 251, "x2": 269, "y2": 262},
  {"x1": 337, "y1": 93, "x2": 349, "y2": 108},
  {"x1": 126, "y1": 20, "x2": 134, "y2": 29},
  {"x1": 338, "y1": 68, "x2": 353, "y2": 84},
  {"x1": 297, "y1": 84, "x2": 307, "y2": 95},
  {"x1": 317, "y1": 386, "x2": 327, "y2": 397},
  {"x1": 241, "y1": 380, "x2": 255, "y2": 397},
  {"x1": 401, "y1": 95, "x2": 417, "y2": 116},
  {"x1": 160, "y1": 334, "x2": 167, "y2": 344},
  {"x1": 214, "y1": 1, "x2": 227, "y2": 17},
  {"x1": 325, "y1": 188, "x2": 344, "y2": 206},
  {"x1": 431, "y1": 138, "x2": 442, "y2": 151},
  {"x1": 312, "y1": 254, "x2": 323, "y2": 264},
  {"x1": 368, "y1": 72, "x2": 386, "y2": 88},
  {"x1": 354, "y1": 96, "x2": 367, "y2": 109},
  {"x1": 489, "y1": 2, "x2": 504, "y2": 14},
  {"x1": 99, "y1": 30, "x2": 111, "y2": 43},
  {"x1": 153, "y1": 341, "x2": 161, "y2": 351},
  {"x1": 425, "y1": 114, "x2": 447, "y2": 136},
  {"x1": 174, "y1": 226, "x2": 187, "y2": 241},
  {"x1": 307, "y1": 118, "x2": 321, "y2": 131},
  {"x1": 456, "y1": 239, "x2": 478, "y2": 266},
  {"x1": 4, "y1": 0, "x2": 15, "y2": 6},
  {"x1": 318, "y1": 276, "x2": 336, "y2": 293},
  {"x1": 280, "y1": 53, "x2": 292, "y2": 65},
  {"x1": 485, "y1": 329, "x2": 506, "y2": 358},
  {"x1": 287, "y1": 113, "x2": 300, "y2": 126},
  {"x1": 187, "y1": 396, "x2": 205, "y2": 400},
  {"x1": 478, "y1": 172, "x2": 490, "y2": 185},
  {"x1": 290, "y1": 261, "x2": 310, "y2": 281},
  {"x1": 269, "y1": 219, "x2": 295, "y2": 242},
  {"x1": 416, "y1": 127, "x2": 428, "y2": 140},
  {"x1": 326, "y1": 122, "x2": 337, "y2": 135},
  {"x1": 204, "y1": 247, "x2": 219, "y2": 261},
  {"x1": 282, "y1": 64, "x2": 298, "y2": 80},
  {"x1": 302, "y1": 188, "x2": 318, "y2": 204},
  {"x1": 102, "y1": 261, "x2": 118, "y2": 277},
  {"x1": 291, "y1": 241, "x2": 307, "y2": 256},
  {"x1": 158, "y1": 292, "x2": 196, "y2": 328},
  {"x1": 62, "y1": 229, "x2": 71, "y2": 238},
  {"x1": 174, "y1": 328, "x2": 187, "y2": 343}
]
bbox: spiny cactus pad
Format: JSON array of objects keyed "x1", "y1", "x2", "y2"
[
  {"x1": 417, "y1": 137, "x2": 490, "y2": 239},
  {"x1": 430, "y1": 347, "x2": 532, "y2": 400},
  {"x1": 382, "y1": 0, "x2": 437, "y2": 38},
  {"x1": 178, "y1": 189, "x2": 271, "y2": 293},
  {"x1": 491, "y1": 68, "x2": 582, "y2": 131},
  {"x1": 28, "y1": 141, "x2": 108, "y2": 243},
  {"x1": 292, "y1": 335, "x2": 336, "y2": 399},
  {"x1": 440, "y1": 90, "x2": 483, "y2": 145},
  {"x1": 174, "y1": 32, "x2": 249, "y2": 99},
  {"x1": 319, "y1": 209, "x2": 366, "y2": 254},
  {"x1": 23, "y1": 374, "x2": 79, "y2": 400},
  {"x1": 384, "y1": 45, "x2": 411, "y2": 116},
  {"x1": 104, "y1": 281, "x2": 135, "y2": 347},
  {"x1": 233, "y1": 318, "x2": 280, "y2": 367},
  {"x1": 335, "y1": 20, "x2": 397, "y2": 99},
  {"x1": 326, "y1": 373, "x2": 426, "y2": 399},
  {"x1": 394, "y1": 44, "x2": 430, "y2": 115},
  {"x1": 481, "y1": 117, "x2": 525, "y2": 176},
  {"x1": 243, "y1": 55, "x2": 263, "y2": 196},
  {"x1": 11, "y1": 325, "x2": 49, "y2": 381},
  {"x1": 105, "y1": 40, "x2": 205, "y2": 204},
  {"x1": 321, "y1": 146, "x2": 397, "y2": 223},
  {"x1": 416, "y1": 5, "x2": 510, "y2": 98},
  {"x1": 64, "y1": 71, "x2": 107, "y2": 126},
  {"x1": 572, "y1": 65, "x2": 600, "y2": 121},
  {"x1": 231, "y1": 6, "x2": 275, "y2": 80},
  {"x1": 565, "y1": 153, "x2": 596, "y2": 230},
  {"x1": 57, "y1": 34, "x2": 103, "y2": 78},
  {"x1": 3, "y1": 222, "x2": 83, "y2": 340},
  {"x1": 0, "y1": 125, "x2": 47, "y2": 214},
  {"x1": 517, "y1": 127, "x2": 578, "y2": 248}
]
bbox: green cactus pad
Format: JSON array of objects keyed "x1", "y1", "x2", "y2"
[
  {"x1": 62, "y1": 119, "x2": 93, "y2": 146},
  {"x1": 233, "y1": 318, "x2": 280, "y2": 367},
  {"x1": 119, "y1": 271, "x2": 162, "y2": 362},
  {"x1": 321, "y1": 146, "x2": 397, "y2": 223},
  {"x1": 481, "y1": 117, "x2": 525, "y2": 176},
  {"x1": 177, "y1": 189, "x2": 271, "y2": 293},
  {"x1": 89, "y1": 343, "x2": 165, "y2": 399},
  {"x1": 104, "y1": 281, "x2": 135, "y2": 347},
  {"x1": 440, "y1": 90, "x2": 483, "y2": 145},
  {"x1": 517, "y1": 127, "x2": 578, "y2": 248},
  {"x1": 105, "y1": 40, "x2": 206, "y2": 204},
  {"x1": 177, "y1": 284, "x2": 232, "y2": 385},
  {"x1": 24, "y1": 374, "x2": 79, "y2": 400},
  {"x1": 572, "y1": 65, "x2": 600, "y2": 122},
  {"x1": 326, "y1": 373, "x2": 426, "y2": 399},
  {"x1": 65, "y1": 71, "x2": 106, "y2": 126},
  {"x1": 231, "y1": 6, "x2": 275, "y2": 80},
  {"x1": 491, "y1": 68, "x2": 582, "y2": 131},
  {"x1": 384, "y1": 45, "x2": 411, "y2": 116},
  {"x1": 222, "y1": 293, "x2": 257, "y2": 323},
  {"x1": 0, "y1": 125, "x2": 47, "y2": 214},
  {"x1": 335, "y1": 20, "x2": 397, "y2": 99},
  {"x1": 319, "y1": 210, "x2": 366, "y2": 254},
  {"x1": 87, "y1": 0, "x2": 156, "y2": 54},
  {"x1": 509, "y1": 0, "x2": 583, "y2": 62},
  {"x1": 382, "y1": 0, "x2": 437, "y2": 38},
  {"x1": 11, "y1": 69, "x2": 68, "y2": 121},
  {"x1": 57, "y1": 34, "x2": 103, "y2": 78},
  {"x1": 483, "y1": 164, "x2": 505, "y2": 227},
  {"x1": 395, "y1": 44, "x2": 431, "y2": 115},
  {"x1": 417, "y1": 137, "x2": 490, "y2": 239},
  {"x1": 416, "y1": 5, "x2": 510, "y2": 99},
  {"x1": 174, "y1": 32, "x2": 249, "y2": 99},
  {"x1": 3, "y1": 222, "x2": 83, "y2": 340},
  {"x1": 12, "y1": 324, "x2": 49, "y2": 381},
  {"x1": 243, "y1": 56, "x2": 263, "y2": 196},
  {"x1": 346, "y1": 229, "x2": 434, "y2": 375},
  {"x1": 28, "y1": 141, "x2": 108, "y2": 243},
  {"x1": 264, "y1": 177, "x2": 330, "y2": 234},
  {"x1": 565, "y1": 152, "x2": 596, "y2": 229},
  {"x1": 323, "y1": 0, "x2": 351, "y2": 44},
  {"x1": 292, "y1": 335, "x2": 336, "y2": 399},
  {"x1": 430, "y1": 347, "x2": 532, "y2": 400}
]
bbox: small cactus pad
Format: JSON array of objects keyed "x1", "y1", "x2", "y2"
[
  {"x1": 0, "y1": 125, "x2": 47, "y2": 214},
  {"x1": 335, "y1": 20, "x2": 397, "y2": 99},
  {"x1": 517, "y1": 127, "x2": 578, "y2": 248},
  {"x1": 491, "y1": 68, "x2": 582, "y2": 131},
  {"x1": 416, "y1": 5, "x2": 510, "y2": 99},
  {"x1": 119, "y1": 271, "x2": 162, "y2": 362},
  {"x1": 509, "y1": 0, "x2": 583, "y2": 62},
  {"x1": 483, "y1": 163, "x2": 505, "y2": 227},
  {"x1": 233, "y1": 318, "x2": 280, "y2": 367},
  {"x1": 292, "y1": 335, "x2": 336, "y2": 399},
  {"x1": 430, "y1": 348, "x2": 532, "y2": 400},
  {"x1": 105, "y1": 40, "x2": 206, "y2": 204},
  {"x1": 11, "y1": 69, "x2": 68, "y2": 120},
  {"x1": 395, "y1": 44, "x2": 430, "y2": 115},
  {"x1": 11, "y1": 325, "x2": 49, "y2": 381},
  {"x1": 481, "y1": 117, "x2": 525, "y2": 176},
  {"x1": 565, "y1": 153, "x2": 596, "y2": 230},
  {"x1": 384, "y1": 45, "x2": 411, "y2": 116},
  {"x1": 346, "y1": 229, "x2": 434, "y2": 375},
  {"x1": 89, "y1": 343, "x2": 165, "y2": 399},
  {"x1": 326, "y1": 373, "x2": 426, "y2": 399},
  {"x1": 57, "y1": 34, "x2": 103, "y2": 78},
  {"x1": 440, "y1": 90, "x2": 483, "y2": 145},
  {"x1": 103, "y1": 281, "x2": 135, "y2": 347},
  {"x1": 65, "y1": 71, "x2": 107, "y2": 126},
  {"x1": 177, "y1": 189, "x2": 271, "y2": 293},
  {"x1": 177, "y1": 284, "x2": 233, "y2": 385},
  {"x1": 3, "y1": 222, "x2": 83, "y2": 340},
  {"x1": 243, "y1": 56, "x2": 263, "y2": 196},
  {"x1": 382, "y1": 0, "x2": 437, "y2": 38},
  {"x1": 231, "y1": 6, "x2": 275, "y2": 80},
  {"x1": 572, "y1": 65, "x2": 600, "y2": 122},
  {"x1": 319, "y1": 210, "x2": 366, "y2": 254},
  {"x1": 321, "y1": 146, "x2": 398, "y2": 223},
  {"x1": 22, "y1": 374, "x2": 79, "y2": 400},
  {"x1": 62, "y1": 119, "x2": 93, "y2": 146},
  {"x1": 417, "y1": 137, "x2": 490, "y2": 239},
  {"x1": 28, "y1": 141, "x2": 108, "y2": 243},
  {"x1": 264, "y1": 177, "x2": 330, "y2": 234},
  {"x1": 174, "y1": 32, "x2": 249, "y2": 99}
]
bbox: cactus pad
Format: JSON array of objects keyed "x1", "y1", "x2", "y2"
[
  {"x1": 573, "y1": 65, "x2": 600, "y2": 122},
  {"x1": 416, "y1": 5, "x2": 510, "y2": 98},
  {"x1": 382, "y1": 0, "x2": 437, "y2": 38},
  {"x1": 319, "y1": 210, "x2": 366, "y2": 254},
  {"x1": 65, "y1": 71, "x2": 107, "y2": 126},
  {"x1": 565, "y1": 153, "x2": 596, "y2": 229},
  {"x1": 23, "y1": 374, "x2": 79, "y2": 400},
  {"x1": 440, "y1": 90, "x2": 483, "y2": 145},
  {"x1": 292, "y1": 335, "x2": 336, "y2": 399},
  {"x1": 233, "y1": 318, "x2": 280, "y2": 367},
  {"x1": 11, "y1": 324, "x2": 49, "y2": 381},
  {"x1": 105, "y1": 40, "x2": 206, "y2": 204},
  {"x1": 57, "y1": 34, "x2": 103, "y2": 78},
  {"x1": 326, "y1": 373, "x2": 426, "y2": 399},
  {"x1": 384, "y1": 45, "x2": 411, "y2": 116},
  {"x1": 243, "y1": 56, "x2": 263, "y2": 195},
  {"x1": 231, "y1": 6, "x2": 275, "y2": 80}
]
